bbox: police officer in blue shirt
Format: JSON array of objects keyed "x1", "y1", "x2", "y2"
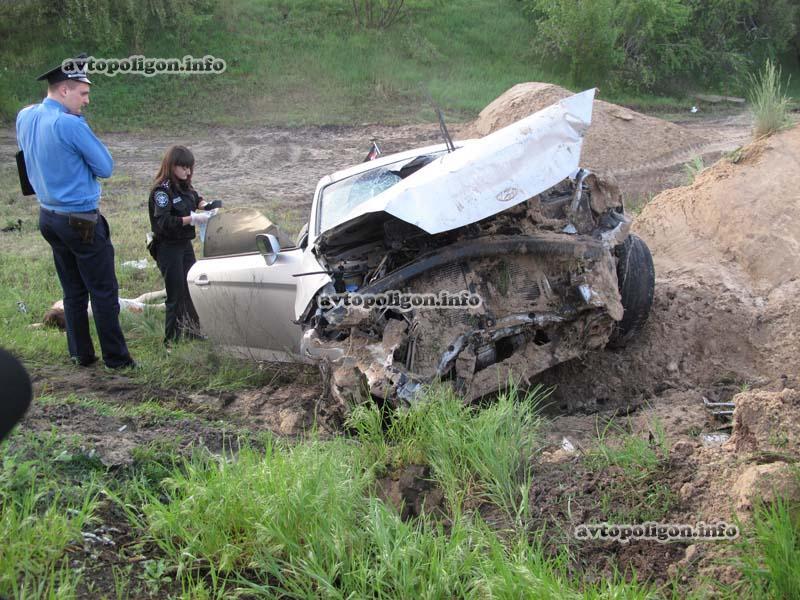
[{"x1": 16, "y1": 55, "x2": 135, "y2": 369}]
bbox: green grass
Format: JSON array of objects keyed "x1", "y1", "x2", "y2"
[
  {"x1": 113, "y1": 386, "x2": 657, "y2": 598},
  {"x1": 37, "y1": 393, "x2": 200, "y2": 425},
  {"x1": 587, "y1": 417, "x2": 669, "y2": 476},
  {"x1": 747, "y1": 59, "x2": 793, "y2": 138},
  {"x1": 586, "y1": 418, "x2": 675, "y2": 523},
  {"x1": 0, "y1": 165, "x2": 291, "y2": 394},
  {"x1": 0, "y1": 430, "x2": 105, "y2": 599},
  {"x1": 349, "y1": 383, "x2": 547, "y2": 521},
  {"x1": 0, "y1": 0, "x2": 549, "y2": 131},
  {"x1": 736, "y1": 477, "x2": 800, "y2": 599}
]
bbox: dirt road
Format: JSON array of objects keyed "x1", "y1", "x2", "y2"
[{"x1": 0, "y1": 109, "x2": 751, "y2": 233}]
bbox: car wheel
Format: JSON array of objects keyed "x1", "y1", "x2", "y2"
[{"x1": 608, "y1": 234, "x2": 655, "y2": 348}]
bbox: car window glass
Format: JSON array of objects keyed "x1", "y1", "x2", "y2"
[{"x1": 318, "y1": 152, "x2": 444, "y2": 233}]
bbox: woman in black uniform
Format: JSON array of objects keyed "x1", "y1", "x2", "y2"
[{"x1": 148, "y1": 146, "x2": 216, "y2": 343}]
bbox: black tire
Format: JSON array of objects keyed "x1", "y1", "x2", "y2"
[{"x1": 608, "y1": 234, "x2": 655, "y2": 348}]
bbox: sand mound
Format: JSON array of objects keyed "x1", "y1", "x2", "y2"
[
  {"x1": 463, "y1": 82, "x2": 703, "y2": 175},
  {"x1": 632, "y1": 125, "x2": 800, "y2": 381},
  {"x1": 636, "y1": 127, "x2": 800, "y2": 290},
  {"x1": 536, "y1": 127, "x2": 800, "y2": 410}
]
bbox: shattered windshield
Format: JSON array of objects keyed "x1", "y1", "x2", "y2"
[{"x1": 318, "y1": 154, "x2": 441, "y2": 233}]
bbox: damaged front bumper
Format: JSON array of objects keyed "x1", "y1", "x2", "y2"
[{"x1": 302, "y1": 222, "x2": 630, "y2": 407}]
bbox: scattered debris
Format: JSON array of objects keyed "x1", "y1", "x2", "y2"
[
  {"x1": 121, "y1": 259, "x2": 149, "y2": 269},
  {"x1": 700, "y1": 432, "x2": 729, "y2": 446},
  {"x1": 82, "y1": 531, "x2": 115, "y2": 547},
  {"x1": 703, "y1": 396, "x2": 735, "y2": 419}
]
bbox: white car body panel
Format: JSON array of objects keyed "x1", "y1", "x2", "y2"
[
  {"x1": 188, "y1": 248, "x2": 305, "y2": 361},
  {"x1": 293, "y1": 248, "x2": 331, "y2": 321},
  {"x1": 321, "y1": 89, "x2": 594, "y2": 237}
]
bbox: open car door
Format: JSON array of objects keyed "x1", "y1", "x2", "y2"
[
  {"x1": 188, "y1": 248, "x2": 303, "y2": 362},
  {"x1": 187, "y1": 209, "x2": 303, "y2": 361}
]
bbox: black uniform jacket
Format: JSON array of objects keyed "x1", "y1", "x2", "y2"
[{"x1": 148, "y1": 179, "x2": 201, "y2": 242}]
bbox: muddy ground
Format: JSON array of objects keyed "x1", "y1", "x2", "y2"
[{"x1": 3, "y1": 99, "x2": 797, "y2": 594}]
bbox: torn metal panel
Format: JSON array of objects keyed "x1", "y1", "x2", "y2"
[
  {"x1": 307, "y1": 223, "x2": 625, "y2": 406},
  {"x1": 294, "y1": 248, "x2": 332, "y2": 321},
  {"x1": 321, "y1": 89, "x2": 595, "y2": 239}
]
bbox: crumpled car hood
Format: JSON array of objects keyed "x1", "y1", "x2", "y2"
[{"x1": 320, "y1": 88, "x2": 595, "y2": 239}]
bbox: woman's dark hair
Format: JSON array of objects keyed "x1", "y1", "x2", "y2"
[{"x1": 152, "y1": 145, "x2": 195, "y2": 191}]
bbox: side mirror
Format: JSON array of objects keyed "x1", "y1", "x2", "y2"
[{"x1": 256, "y1": 233, "x2": 281, "y2": 266}]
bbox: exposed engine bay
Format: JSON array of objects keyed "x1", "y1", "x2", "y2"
[{"x1": 302, "y1": 171, "x2": 634, "y2": 407}]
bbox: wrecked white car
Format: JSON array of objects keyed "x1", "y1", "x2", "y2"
[{"x1": 188, "y1": 89, "x2": 655, "y2": 407}]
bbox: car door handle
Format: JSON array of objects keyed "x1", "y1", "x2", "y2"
[{"x1": 194, "y1": 274, "x2": 209, "y2": 286}]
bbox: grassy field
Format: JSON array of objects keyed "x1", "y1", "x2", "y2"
[
  {"x1": 2, "y1": 384, "x2": 674, "y2": 599},
  {"x1": 3, "y1": 0, "x2": 781, "y2": 133},
  {"x1": 0, "y1": 162, "x2": 294, "y2": 392},
  {"x1": 0, "y1": 0, "x2": 548, "y2": 130}
]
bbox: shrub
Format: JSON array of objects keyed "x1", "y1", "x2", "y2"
[{"x1": 526, "y1": 0, "x2": 798, "y2": 92}]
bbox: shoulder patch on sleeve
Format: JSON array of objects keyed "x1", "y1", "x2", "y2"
[{"x1": 155, "y1": 191, "x2": 170, "y2": 208}]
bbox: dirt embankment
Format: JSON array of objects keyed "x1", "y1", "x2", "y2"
[
  {"x1": 461, "y1": 82, "x2": 749, "y2": 202},
  {"x1": 635, "y1": 126, "x2": 800, "y2": 384},
  {"x1": 537, "y1": 124, "x2": 800, "y2": 586},
  {"x1": 534, "y1": 124, "x2": 798, "y2": 413},
  {"x1": 463, "y1": 82, "x2": 703, "y2": 174}
]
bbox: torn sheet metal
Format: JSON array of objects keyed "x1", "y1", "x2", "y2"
[
  {"x1": 325, "y1": 88, "x2": 595, "y2": 236},
  {"x1": 294, "y1": 248, "x2": 332, "y2": 321}
]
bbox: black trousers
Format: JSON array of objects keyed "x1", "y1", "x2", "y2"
[
  {"x1": 39, "y1": 208, "x2": 133, "y2": 367},
  {"x1": 156, "y1": 239, "x2": 200, "y2": 342}
]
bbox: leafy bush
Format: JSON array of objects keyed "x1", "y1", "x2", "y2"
[
  {"x1": 526, "y1": 0, "x2": 798, "y2": 91},
  {"x1": 528, "y1": 0, "x2": 624, "y2": 88}
]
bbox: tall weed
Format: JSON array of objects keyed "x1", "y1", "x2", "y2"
[
  {"x1": 738, "y1": 486, "x2": 800, "y2": 599},
  {"x1": 748, "y1": 59, "x2": 792, "y2": 138},
  {"x1": 349, "y1": 384, "x2": 547, "y2": 521}
]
